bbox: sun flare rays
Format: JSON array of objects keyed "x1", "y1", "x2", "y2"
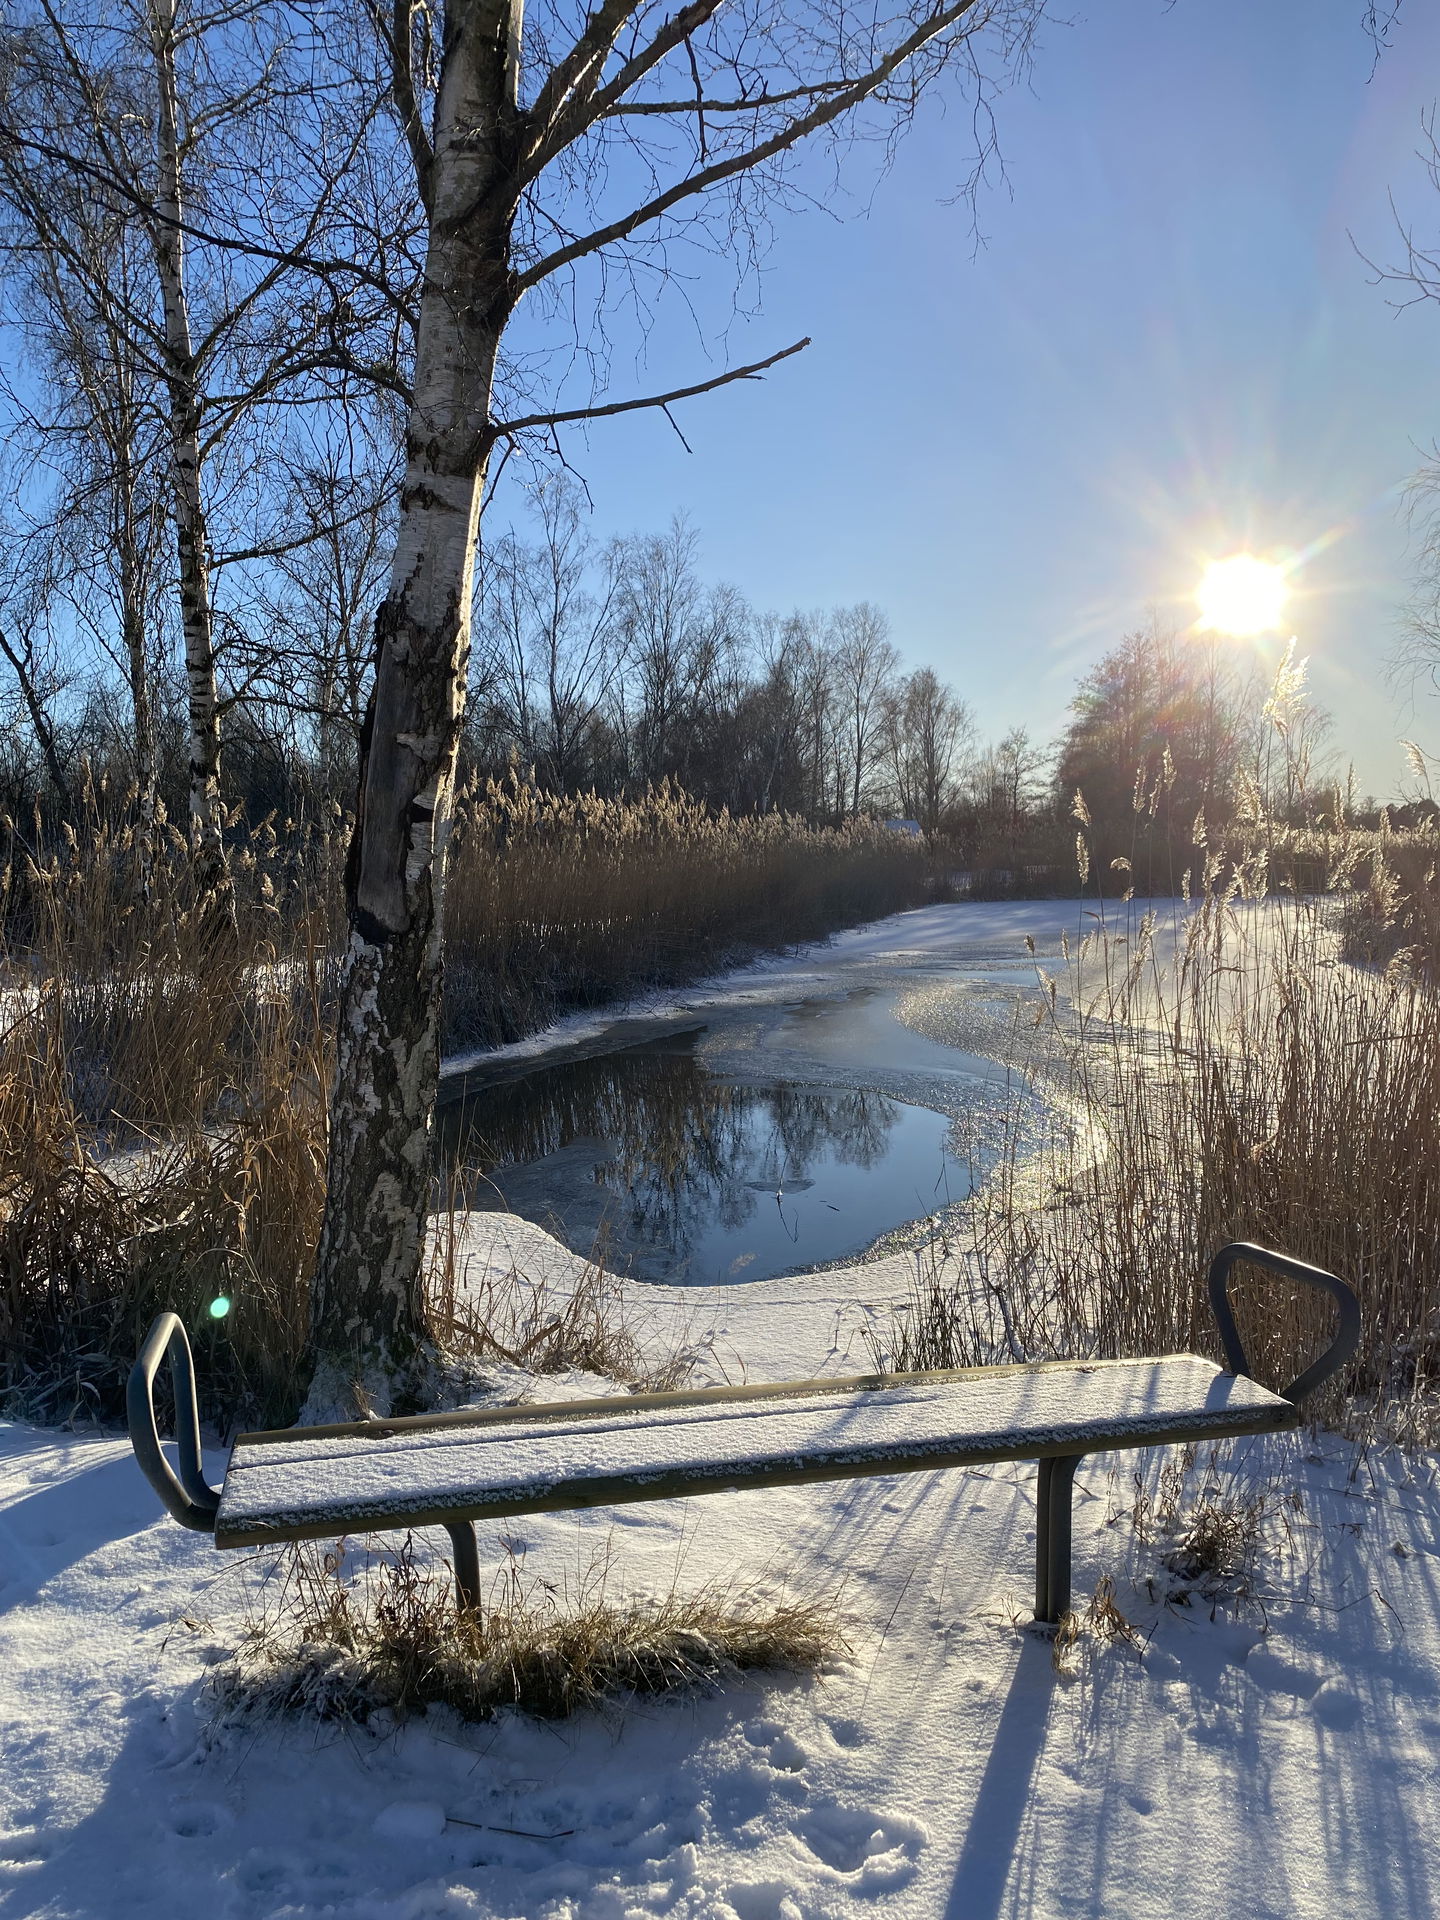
[{"x1": 1195, "y1": 555, "x2": 1290, "y2": 638}]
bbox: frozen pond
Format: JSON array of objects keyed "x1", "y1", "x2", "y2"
[{"x1": 438, "y1": 907, "x2": 1074, "y2": 1286}]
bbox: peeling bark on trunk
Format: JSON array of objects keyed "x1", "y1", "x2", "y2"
[
  {"x1": 147, "y1": 0, "x2": 228, "y2": 910},
  {"x1": 304, "y1": 0, "x2": 521, "y2": 1416}
]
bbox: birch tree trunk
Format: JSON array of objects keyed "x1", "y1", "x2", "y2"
[
  {"x1": 120, "y1": 559, "x2": 159, "y2": 885},
  {"x1": 113, "y1": 430, "x2": 159, "y2": 888},
  {"x1": 147, "y1": 0, "x2": 228, "y2": 906},
  {"x1": 304, "y1": 0, "x2": 521, "y2": 1416}
]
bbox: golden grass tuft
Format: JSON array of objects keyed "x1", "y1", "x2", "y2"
[
  {"x1": 212, "y1": 1534, "x2": 847, "y2": 1726},
  {"x1": 1164, "y1": 1495, "x2": 1266, "y2": 1591}
]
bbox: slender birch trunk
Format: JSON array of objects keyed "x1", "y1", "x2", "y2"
[
  {"x1": 147, "y1": 0, "x2": 228, "y2": 907},
  {"x1": 305, "y1": 0, "x2": 521, "y2": 1415},
  {"x1": 114, "y1": 434, "x2": 159, "y2": 888}
]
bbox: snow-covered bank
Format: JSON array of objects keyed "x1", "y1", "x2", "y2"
[{"x1": 5, "y1": 1204, "x2": 1439, "y2": 1920}]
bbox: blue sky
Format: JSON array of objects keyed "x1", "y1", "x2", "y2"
[{"x1": 495, "y1": 0, "x2": 1440, "y2": 799}]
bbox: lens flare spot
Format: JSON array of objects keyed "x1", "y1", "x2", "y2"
[
  {"x1": 209, "y1": 1296, "x2": 231, "y2": 1320},
  {"x1": 1195, "y1": 555, "x2": 1289, "y2": 637}
]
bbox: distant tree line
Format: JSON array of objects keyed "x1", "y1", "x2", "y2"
[{"x1": 0, "y1": 443, "x2": 1349, "y2": 882}]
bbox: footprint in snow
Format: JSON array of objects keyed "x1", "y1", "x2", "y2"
[
  {"x1": 167, "y1": 1802, "x2": 233, "y2": 1839},
  {"x1": 1310, "y1": 1682, "x2": 1363, "y2": 1729},
  {"x1": 723, "y1": 1879, "x2": 805, "y2": 1920},
  {"x1": 0, "y1": 1828, "x2": 50, "y2": 1863},
  {"x1": 796, "y1": 1803, "x2": 929, "y2": 1890},
  {"x1": 1244, "y1": 1649, "x2": 1325, "y2": 1700},
  {"x1": 743, "y1": 1721, "x2": 810, "y2": 1773},
  {"x1": 821, "y1": 1715, "x2": 867, "y2": 1750}
]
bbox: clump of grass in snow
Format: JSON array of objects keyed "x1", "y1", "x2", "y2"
[
  {"x1": 1050, "y1": 1573, "x2": 1145, "y2": 1675},
  {"x1": 1164, "y1": 1495, "x2": 1266, "y2": 1592},
  {"x1": 1086, "y1": 1573, "x2": 1144, "y2": 1651},
  {"x1": 212, "y1": 1534, "x2": 847, "y2": 1726},
  {"x1": 1117, "y1": 1449, "x2": 1290, "y2": 1613}
]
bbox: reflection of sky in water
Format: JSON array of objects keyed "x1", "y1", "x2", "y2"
[{"x1": 439, "y1": 1039, "x2": 965, "y2": 1285}]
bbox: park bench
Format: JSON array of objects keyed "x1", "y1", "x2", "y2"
[{"x1": 128, "y1": 1242, "x2": 1359, "y2": 1625}]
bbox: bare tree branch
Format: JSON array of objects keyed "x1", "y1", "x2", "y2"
[
  {"x1": 492, "y1": 335, "x2": 809, "y2": 434},
  {"x1": 602, "y1": 78, "x2": 859, "y2": 116},
  {"x1": 515, "y1": 0, "x2": 987, "y2": 294}
]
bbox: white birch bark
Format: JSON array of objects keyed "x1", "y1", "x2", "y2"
[
  {"x1": 112, "y1": 419, "x2": 159, "y2": 885},
  {"x1": 146, "y1": 0, "x2": 227, "y2": 901},
  {"x1": 305, "y1": 0, "x2": 523, "y2": 1415}
]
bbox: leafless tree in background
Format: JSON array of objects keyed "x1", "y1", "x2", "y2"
[
  {"x1": 0, "y1": 0, "x2": 420, "y2": 906},
  {"x1": 0, "y1": 522, "x2": 72, "y2": 811},
  {"x1": 0, "y1": 189, "x2": 172, "y2": 870},
  {"x1": 828, "y1": 601, "x2": 900, "y2": 818},
  {"x1": 967, "y1": 724, "x2": 1046, "y2": 845},
  {"x1": 480, "y1": 478, "x2": 624, "y2": 789},
  {"x1": 246, "y1": 429, "x2": 402, "y2": 804},
  {"x1": 881, "y1": 665, "x2": 972, "y2": 829}
]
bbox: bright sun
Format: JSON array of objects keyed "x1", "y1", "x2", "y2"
[{"x1": 1195, "y1": 555, "x2": 1290, "y2": 637}]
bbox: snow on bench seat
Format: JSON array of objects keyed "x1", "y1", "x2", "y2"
[{"x1": 214, "y1": 1356, "x2": 1293, "y2": 1548}]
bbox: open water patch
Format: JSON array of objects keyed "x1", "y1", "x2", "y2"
[{"x1": 438, "y1": 1032, "x2": 967, "y2": 1286}]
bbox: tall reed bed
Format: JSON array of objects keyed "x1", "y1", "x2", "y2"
[
  {"x1": 879, "y1": 886, "x2": 1440, "y2": 1439},
  {"x1": 2, "y1": 779, "x2": 929, "y2": 1424},
  {"x1": 441, "y1": 772, "x2": 948, "y2": 1047},
  {"x1": 0, "y1": 808, "x2": 334, "y2": 1427}
]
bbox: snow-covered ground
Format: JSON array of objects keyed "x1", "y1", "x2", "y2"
[{"x1": 4, "y1": 899, "x2": 1437, "y2": 1920}]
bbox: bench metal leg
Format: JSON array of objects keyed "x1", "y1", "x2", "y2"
[
  {"x1": 444, "y1": 1522, "x2": 481, "y2": 1614},
  {"x1": 1035, "y1": 1454, "x2": 1081, "y2": 1625}
]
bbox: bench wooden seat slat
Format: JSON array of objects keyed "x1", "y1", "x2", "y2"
[{"x1": 214, "y1": 1355, "x2": 1290, "y2": 1548}]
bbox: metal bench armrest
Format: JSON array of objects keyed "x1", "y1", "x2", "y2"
[
  {"x1": 126, "y1": 1312, "x2": 221, "y2": 1531},
  {"x1": 1207, "y1": 1242, "x2": 1361, "y2": 1406}
]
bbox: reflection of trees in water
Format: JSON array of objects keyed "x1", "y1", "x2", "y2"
[
  {"x1": 622, "y1": 1082, "x2": 899, "y2": 1257},
  {"x1": 440, "y1": 1044, "x2": 900, "y2": 1258}
]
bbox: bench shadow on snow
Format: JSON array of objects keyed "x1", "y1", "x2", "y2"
[{"x1": 937, "y1": 1448, "x2": 1440, "y2": 1920}]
